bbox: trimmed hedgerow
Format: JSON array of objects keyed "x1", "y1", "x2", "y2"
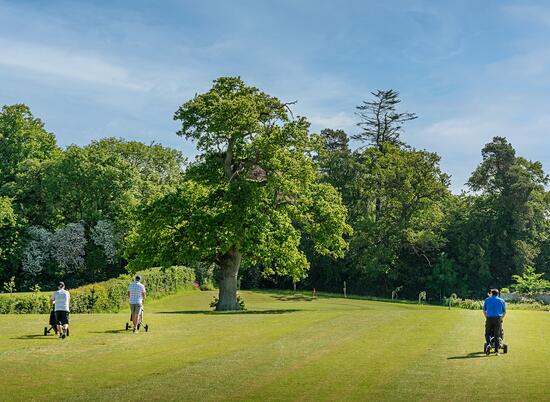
[{"x1": 0, "y1": 266, "x2": 195, "y2": 314}]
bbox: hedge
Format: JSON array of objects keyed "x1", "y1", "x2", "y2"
[
  {"x1": 0, "y1": 266, "x2": 195, "y2": 314},
  {"x1": 443, "y1": 296, "x2": 550, "y2": 311}
]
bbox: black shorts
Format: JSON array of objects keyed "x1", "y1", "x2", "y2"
[{"x1": 55, "y1": 310, "x2": 69, "y2": 325}]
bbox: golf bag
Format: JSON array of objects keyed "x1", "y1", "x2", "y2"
[
  {"x1": 44, "y1": 308, "x2": 70, "y2": 336},
  {"x1": 484, "y1": 320, "x2": 507, "y2": 354}
]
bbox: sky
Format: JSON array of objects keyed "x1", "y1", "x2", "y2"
[{"x1": 1, "y1": 0, "x2": 549, "y2": 192}]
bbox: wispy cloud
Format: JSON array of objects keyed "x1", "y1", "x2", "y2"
[
  {"x1": 307, "y1": 112, "x2": 357, "y2": 132},
  {"x1": 503, "y1": 4, "x2": 550, "y2": 27},
  {"x1": 0, "y1": 38, "x2": 147, "y2": 90}
]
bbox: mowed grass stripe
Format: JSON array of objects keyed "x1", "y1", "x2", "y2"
[
  {"x1": 357, "y1": 310, "x2": 550, "y2": 402},
  {"x1": 72, "y1": 306, "x2": 400, "y2": 401},
  {"x1": 240, "y1": 309, "x2": 459, "y2": 401},
  {"x1": 0, "y1": 294, "x2": 343, "y2": 400}
]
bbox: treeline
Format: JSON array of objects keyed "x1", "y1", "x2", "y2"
[
  {"x1": 243, "y1": 90, "x2": 550, "y2": 299},
  {"x1": 1, "y1": 82, "x2": 549, "y2": 300},
  {"x1": 0, "y1": 104, "x2": 185, "y2": 289}
]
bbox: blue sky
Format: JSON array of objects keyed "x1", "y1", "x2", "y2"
[{"x1": 1, "y1": 0, "x2": 549, "y2": 192}]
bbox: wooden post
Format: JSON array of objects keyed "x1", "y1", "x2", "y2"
[
  {"x1": 293, "y1": 281, "x2": 296, "y2": 292},
  {"x1": 313, "y1": 288, "x2": 316, "y2": 297},
  {"x1": 343, "y1": 281, "x2": 347, "y2": 298}
]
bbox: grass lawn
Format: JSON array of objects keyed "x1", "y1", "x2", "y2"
[{"x1": 0, "y1": 290, "x2": 549, "y2": 401}]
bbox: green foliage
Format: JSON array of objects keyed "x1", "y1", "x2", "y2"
[
  {"x1": 444, "y1": 297, "x2": 484, "y2": 310},
  {"x1": 426, "y1": 253, "x2": 457, "y2": 299},
  {"x1": 3, "y1": 276, "x2": 16, "y2": 294},
  {"x1": 465, "y1": 137, "x2": 549, "y2": 286},
  {"x1": 0, "y1": 266, "x2": 195, "y2": 314},
  {"x1": 0, "y1": 197, "x2": 19, "y2": 266},
  {"x1": 317, "y1": 142, "x2": 450, "y2": 295},
  {"x1": 511, "y1": 266, "x2": 550, "y2": 296},
  {"x1": 130, "y1": 77, "x2": 351, "y2": 309},
  {"x1": 43, "y1": 144, "x2": 139, "y2": 225},
  {"x1": 0, "y1": 104, "x2": 59, "y2": 188}
]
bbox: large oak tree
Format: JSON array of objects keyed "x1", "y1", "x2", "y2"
[{"x1": 128, "y1": 77, "x2": 351, "y2": 310}]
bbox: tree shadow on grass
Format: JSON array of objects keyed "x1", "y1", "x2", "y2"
[
  {"x1": 270, "y1": 294, "x2": 316, "y2": 302},
  {"x1": 157, "y1": 309, "x2": 300, "y2": 315},
  {"x1": 12, "y1": 334, "x2": 58, "y2": 340},
  {"x1": 447, "y1": 352, "x2": 488, "y2": 360},
  {"x1": 89, "y1": 329, "x2": 128, "y2": 334}
]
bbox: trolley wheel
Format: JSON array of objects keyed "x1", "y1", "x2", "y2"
[
  {"x1": 503, "y1": 344, "x2": 508, "y2": 354},
  {"x1": 125, "y1": 322, "x2": 130, "y2": 331},
  {"x1": 44, "y1": 327, "x2": 48, "y2": 336},
  {"x1": 137, "y1": 323, "x2": 141, "y2": 330},
  {"x1": 144, "y1": 324, "x2": 149, "y2": 332}
]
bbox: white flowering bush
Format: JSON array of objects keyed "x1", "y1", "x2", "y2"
[
  {"x1": 91, "y1": 220, "x2": 118, "y2": 263},
  {"x1": 50, "y1": 222, "x2": 87, "y2": 273},
  {"x1": 21, "y1": 226, "x2": 51, "y2": 276}
]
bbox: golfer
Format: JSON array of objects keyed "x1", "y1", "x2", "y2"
[
  {"x1": 483, "y1": 288, "x2": 506, "y2": 355},
  {"x1": 128, "y1": 275, "x2": 146, "y2": 333},
  {"x1": 50, "y1": 282, "x2": 70, "y2": 339}
]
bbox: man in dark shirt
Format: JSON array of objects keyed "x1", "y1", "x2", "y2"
[{"x1": 483, "y1": 288, "x2": 506, "y2": 355}]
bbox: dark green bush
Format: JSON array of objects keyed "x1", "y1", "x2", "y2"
[{"x1": 0, "y1": 266, "x2": 195, "y2": 314}]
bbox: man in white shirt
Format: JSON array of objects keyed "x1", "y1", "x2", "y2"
[
  {"x1": 50, "y1": 282, "x2": 70, "y2": 339},
  {"x1": 127, "y1": 275, "x2": 146, "y2": 333}
]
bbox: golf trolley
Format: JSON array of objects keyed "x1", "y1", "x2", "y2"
[
  {"x1": 44, "y1": 308, "x2": 70, "y2": 337},
  {"x1": 484, "y1": 326, "x2": 507, "y2": 355},
  {"x1": 125, "y1": 307, "x2": 149, "y2": 332}
]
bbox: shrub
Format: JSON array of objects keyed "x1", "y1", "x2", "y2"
[
  {"x1": 0, "y1": 266, "x2": 195, "y2": 314},
  {"x1": 199, "y1": 280, "x2": 216, "y2": 291},
  {"x1": 511, "y1": 266, "x2": 550, "y2": 296},
  {"x1": 444, "y1": 296, "x2": 484, "y2": 310}
]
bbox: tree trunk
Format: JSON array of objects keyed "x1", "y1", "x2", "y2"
[{"x1": 216, "y1": 248, "x2": 242, "y2": 311}]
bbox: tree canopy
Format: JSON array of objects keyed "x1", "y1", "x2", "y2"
[{"x1": 129, "y1": 77, "x2": 352, "y2": 309}]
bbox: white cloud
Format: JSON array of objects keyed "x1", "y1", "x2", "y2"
[
  {"x1": 0, "y1": 38, "x2": 147, "y2": 90},
  {"x1": 307, "y1": 112, "x2": 357, "y2": 132}
]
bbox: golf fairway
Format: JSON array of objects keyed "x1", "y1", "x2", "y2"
[{"x1": 0, "y1": 290, "x2": 548, "y2": 401}]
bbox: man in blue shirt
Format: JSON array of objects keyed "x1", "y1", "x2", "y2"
[{"x1": 483, "y1": 288, "x2": 506, "y2": 355}]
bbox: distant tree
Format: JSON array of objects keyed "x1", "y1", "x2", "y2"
[
  {"x1": 88, "y1": 138, "x2": 186, "y2": 201},
  {"x1": 0, "y1": 197, "x2": 19, "y2": 279},
  {"x1": 50, "y1": 223, "x2": 87, "y2": 274},
  {"x1": 319, "y1": 128, "x2": 350, "y2": 152},
  {"x1": 90, "y1": 220, "x2": 118, "y2": 264},
  {"x1": 348, "y1": 144, "x2": 450, "y2": 293},
  {"x1": 353, "y1": 90, "x2": 417, "y2": 149},
  {"x1": 426, "y1": 252, "x2": 458, "y2": 300},
  {"x1": 0, "y1": 104, "x2": 60, "y2": 233},
  {"x1": 43, "y1": 145, "x2": 139, "y2": 226},
  {"x1": 317, "y1": 129, "x2": 359, "y2": 212},
  {"x1": 128, "y1": 77, "x2": 351, "y2": 310},
  {"x1": 467, "y1": 136, "x2": 549, "y2": 284},
  {"x1": 0, "y1": 104, "x2": 59, "y2": 188},
  {"x1": 21, "y1": 226, "x2": 51, "y2": 277}
]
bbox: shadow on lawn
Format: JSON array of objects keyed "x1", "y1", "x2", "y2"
[
  {"x1": 447, "y1": 352, "x2": 488, "y2": 360},
  {"x1": 157, "y1": 309, "x2": 300, "y2": 315},
  {"x1": 270, "y1": 294, "x2": 316, "y2": 302},
  {"x1": 12, "y1": 334, "x2": 57, "y2": 340},
  {"x1": 89, "y1": 329, "x2": 128, "y2": 334}
]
